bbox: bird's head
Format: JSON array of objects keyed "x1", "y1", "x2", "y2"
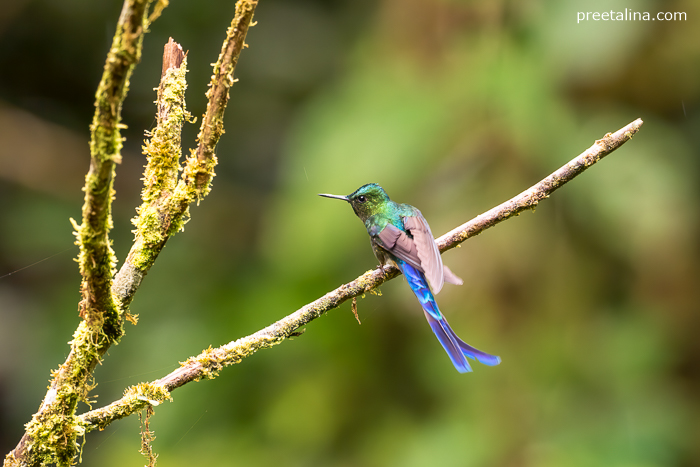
[{"x1": 319, "y1": 183, "x2": 390, "y2": 222}]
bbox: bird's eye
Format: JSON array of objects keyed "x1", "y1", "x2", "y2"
[{"x1": 357, "y1": 195, "x2": 366, "y2": 203}]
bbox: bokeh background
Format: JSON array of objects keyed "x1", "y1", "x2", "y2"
[{"x1": 1, "y1": 0, "x2": 699, "y2": 465}]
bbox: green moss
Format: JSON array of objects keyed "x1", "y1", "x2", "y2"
[
  {"x1": 134, "y1": 206, "x2": 165, "y2": 244},
  {"x1": 194, "y1": 346, "x2": 225, "y2": 380},
  {"x1": 178, "y1": 151, "x2": 219, "y2": 201},
  {"x1": 14, "y1": 2, "x2": 161, "y2": 466},
  {"x1": 79, "y1": 383, "x2": 171, "y2": 434},
  {"x1": 125, "y1": 55, "x2": 193, "y2": 275},
  {"x1": 23, "y1": 410, "x2": 84, "y2": 466},
  {"x1": 127, "y1": 382, "x2": 172, "y2": 406},
  {"x1": 141, "y1": 58, "x2": 190, "y2": 204}
]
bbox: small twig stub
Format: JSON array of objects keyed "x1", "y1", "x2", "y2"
[
  {"x1": 161, "y1": 37, "x2": 185, "y2": 78},
  {"x1": 352, "y1": 297, "x2": 361, "y2": 325}
]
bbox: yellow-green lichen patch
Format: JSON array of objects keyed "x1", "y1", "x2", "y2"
[
  {"x1": 179, "y1": 151, "x2": 219, "y2": 201},
  {"x1": 127, "y1": 382, "x2": 172, "y2": 407},
  {"x1": 122, "y1": 55, "x2": 197, "y2": 277},
  {"x1": 79, "y1": 383, "x2": 171, "y2": 434},
  {"x1": 133, "y1": 205, "x2": 166, "y2": 245},
  {"x1": 67, "y1": 322, "x2": 110, "y2": 387},
  {"x1": 23, "y1": 408, "x2": 84, "y2": 466},
  {"x1": 195, "y1": 346, "x2": 226, "y2": 379},
  {"x1": 355, "y1": 270, "x2": 379, "y2": 292},
  {"x1": 141, "y1": 57, "x2": 190, "y2": 204}
]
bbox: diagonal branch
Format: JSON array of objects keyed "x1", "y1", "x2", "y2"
[
  {"x1": 437, "y1": 118, "x2": 644, "y2": 250},
  {"x1": 78, "y1": 118, "x2": 644, "y2": 433}
]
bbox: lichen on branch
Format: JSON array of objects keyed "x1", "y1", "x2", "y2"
[
  {"x1": 4, "y1": 2, "x2": 159, "y2": 466},
  {"x1": 131, "y1": 44, "x2": 190, "y2": 266},
  {"x1": 113, "y1": 2, "x2": 259, "y2": 310},
  {"x1": 5, "y1": 1, "x2": 261, "y2": 465},
  {"x1": 187, "y1": 0, "x2": 258, "y2": 196},
  {"x1": 77, "y1": 0, "x2": 157, "y2": 327}
]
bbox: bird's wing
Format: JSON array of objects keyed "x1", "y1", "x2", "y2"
[
  {"x1": 373, "y1": 211, "x2": 462, "y2": 293},
  {"x1": 402, "y1": 212, "x2": 445, "y2": 293},
  {"x1": 374, "y1": 222, "x2": 424, "y2": 272}
]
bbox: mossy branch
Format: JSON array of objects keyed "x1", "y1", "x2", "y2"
[
  {"x1": 112, "y1": 2, "x2": 259, "y2": 310},
  {"x1": 186, "y1": 0, "x2": 258, "y2": 196},
  {"x1": 75, "y1": 0, "x2": 156, "y2": 327},
  {"x1": 5, "y1": 2, "x2": 258, "y2": 466},
  {"x1": 4, "y1": 3, "x2": 159, "y2": 467},
  {"x1": 112, "y1": 39, "x2": 190, "y2": 311},
  {"x1": 438, "y1": 118, "x2": 644, "y2": 250},
  {"x1": 77, "y1": 118, "x2": 644, "y2": 433}
]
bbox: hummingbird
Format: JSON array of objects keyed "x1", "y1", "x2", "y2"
[{"x1": 319, "y1": 183, "x2": 500, "y2": 373}]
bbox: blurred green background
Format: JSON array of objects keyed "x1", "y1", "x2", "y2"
[{"x1": 1, "y1": 0, "x2": 699, "y2": 465}]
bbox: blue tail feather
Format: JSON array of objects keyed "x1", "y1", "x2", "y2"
[
  {"x1": 443, "y1": 322, "x2": 501, "y2": 366},
  {"x1": 423, "y1": 311, "x2": 472, "y2": 373},
  {"x1": 396, "y1": 260, "x2": 500, "y2": 372}
]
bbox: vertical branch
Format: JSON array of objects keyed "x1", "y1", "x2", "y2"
[
  {"x1": 5, "y1": 2, "x2": 257, "y2": 466},
  {"x1": 183, "y1": 0, "x2": 258, "y2": 198},
  {"x1": 145, "y1": 38, "x2": 187, "y2": 205},
  {"x1": 5, "y1": 2, "x2": 158, "y2": 466},
  {"x1": 112, "y1": 0, "x2": 259, "y2": 308},
  {"x1": 74, "y1": 0, "x2": 154, "y2": 329},
  {"x1": 113, "y1": 38, "x2": 189, "y2": 309}
]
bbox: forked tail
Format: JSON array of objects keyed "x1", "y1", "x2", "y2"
[{"x1": 397, "y1": 260, "x2": 501, "y2": 373}]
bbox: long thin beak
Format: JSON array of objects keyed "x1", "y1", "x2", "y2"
[{"x1": 318, "y1": 193, "x2": 349, "y2": 201}]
